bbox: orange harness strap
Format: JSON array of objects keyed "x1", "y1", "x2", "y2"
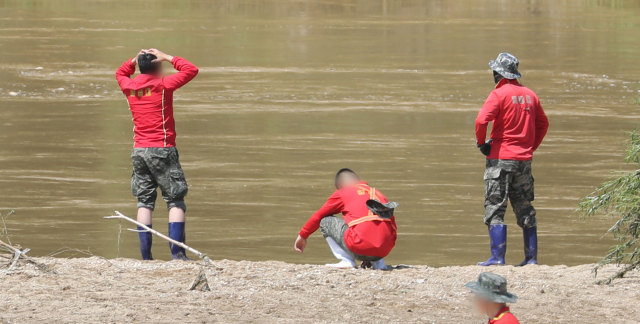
[
  {"x1": 347, "y1": 186, "x2": 392, "y2": 227},
  {"x1": 348, "y1": 215, "x2": 391, "y2": 227}
]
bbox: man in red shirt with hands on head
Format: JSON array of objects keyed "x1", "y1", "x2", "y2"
[
  {"x1": 294, "y1": 169, "x2": 398, "y2": 270},
  {"x1": 475, "y1": 53, "x2": 549, "y2": 267},
  {"x1": 115, "y1": 49, "x2": 198, "y2": 261}
]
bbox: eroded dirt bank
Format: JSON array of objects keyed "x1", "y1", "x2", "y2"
[{"x1": 0, "y1": 258, "x2": 638, "y2": 323}]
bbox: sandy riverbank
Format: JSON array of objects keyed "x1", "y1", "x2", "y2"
[{"x1": 0, "y1": 257, "x2": 638, "y2": 323}]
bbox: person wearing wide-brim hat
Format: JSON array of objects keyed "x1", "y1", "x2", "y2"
[
  {"x1": 475, "y1": 53, "x2": 550, "y2": 266},
  {"x1": 465, "y1": 272, "x2": 520, "y2": 323}
]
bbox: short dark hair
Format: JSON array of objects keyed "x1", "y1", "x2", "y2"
[
  {"x1": 493, "y1": 71, "x2": 504, "y2": 84},
  {"x1": 138, "y1": 53, "x2": 161, "y2": 75},
  {"x1": 335, "y1": 168, "x2": 358, "y2": 189}
]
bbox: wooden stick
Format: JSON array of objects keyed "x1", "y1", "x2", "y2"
[
  {"x1": 8, "y1": 250, "x2": 21, "y2": 271},
  {"x1": 0, "y1": 239, "x2": 54, "y2": 274},
  {"x1": 104, "y1": 211, "x2": 209, "y2": 261},
  {"x1": 0, "y1": 240, "x2": 29, "y2": 272},
  {"x1": 0, "y1": 240, "x2": 17, "y2": 253}
]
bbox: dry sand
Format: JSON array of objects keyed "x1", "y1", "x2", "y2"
[{"x1": 0, "y1": 257, "x2": 638, "y2": 323}]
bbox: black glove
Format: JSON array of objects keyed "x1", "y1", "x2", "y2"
[{"x1": 477, "y1": 139, "x2": 493, "y2": 156}]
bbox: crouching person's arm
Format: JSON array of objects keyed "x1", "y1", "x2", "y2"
[{"x1": 294, "y1": 192, "x2": 344, "y2": 253}]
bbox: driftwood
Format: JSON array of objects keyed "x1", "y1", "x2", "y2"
[
  {"x1": 104, "y1": 211, "x2": 214, "y2": 291},
  {"x1": 0, "y1": 240, "x2": 19, "y2": 253},
  {"x1": 0, "y1": 240, "x2": 28, "y2": 271},
  {"x1": 104, "y1": 211, "x2": 210, "y2": 263},
  {"x1": 0, "y1": 239, "x2": 54, "y2": 274}
]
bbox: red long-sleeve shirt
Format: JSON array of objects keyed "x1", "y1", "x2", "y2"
[
  {"x1": 116, "y1": 57, "x2": 199, "y2": 148},
  {"x1": 476, "y1": 79, "x2": 549, "y2": 161},
  {"x1": 488, "y1": 307, "x2": 520, "y2": 324},
  {"x1": 299, "y1": 182, "x2": 397, "y2": 258}
]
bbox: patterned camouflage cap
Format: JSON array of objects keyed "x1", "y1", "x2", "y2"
[
  {"x1": 489, "y1": 53, "x2": 522, "y2": 79},
  {"x1": 465, "y1": 272, "x2": 518, "y2": 303}
]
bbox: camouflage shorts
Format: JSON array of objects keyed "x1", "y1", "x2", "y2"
[
  {"x1": 320, "y1": 216, "x2": 381, "y2": 262},
  {"x1": 484, "y1": 159, "x2": 537, "y2": 228},
  {"x1": 131, "y1": 147, "x2": 188, "y2": 212}
]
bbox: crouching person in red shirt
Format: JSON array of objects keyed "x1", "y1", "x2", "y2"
[
  {"x1": 465, "y1": 272, "x2": 520, "y2": 324},
  {"x1": 115, "y1": 49, "x2": 198, "y2": 260},
  {"x1": 294, "y1": 169, "x2": 398, "y2": 270}
]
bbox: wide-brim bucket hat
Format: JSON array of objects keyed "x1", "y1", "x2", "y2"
[
  {"x1": 465, "y1": 272, "x2": 518, "y2": 303},
  {"x1": 489, "y1": 52, "x2": 522, "y2": 79}
]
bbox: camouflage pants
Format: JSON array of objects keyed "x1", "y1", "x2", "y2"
[
  {"x1": 131, "y1": 147, "x2": 188, "y2": 212},
  {"x1": 484, "y1": 159, "x2": 537, "y2": 228},
  {"x1": 320, "y1": 216, "x2": 381, "y2": 262}
]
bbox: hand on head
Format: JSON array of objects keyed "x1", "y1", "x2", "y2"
[
  {"x1": 131, "y1": 49, "x2": 148, "y2": 65},
  {"x1": 131, "y1": 48, "x2": 174, "y2": 66},
  {"x1": 145, "y1": 48, "x2": 174, "y2": 63}
]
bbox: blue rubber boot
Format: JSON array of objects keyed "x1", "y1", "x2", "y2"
[
  {"x1": 137, "y1": 225, "x2": 153, "y2": 260},
  {"x1": 168, "y1": 222, "x2": 191, "y2": 260},
  {"x1": 477, "y1": 224, "x2": 507, "y2": 266},
  {"x1": 517, "y1": 226, "x2": 538, "y2": 266}
]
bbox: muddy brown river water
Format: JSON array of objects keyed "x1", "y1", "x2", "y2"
[{"x1": 1, "y1": 0, "x2": 640, "y2": 266}]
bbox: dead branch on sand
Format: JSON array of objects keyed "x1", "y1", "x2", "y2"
[
  {"x1": 0, "y1": 210, "x2": 54, "y2": 274},
  {"x1": 104, "y1": 211, "x2": 210, "y2": 263},
  {"x1": 0, "y1": 239, "x2": 54, "y2": 274},
  {"x1": 104, "y1": 211, "x2": 212, "y2": 291}
]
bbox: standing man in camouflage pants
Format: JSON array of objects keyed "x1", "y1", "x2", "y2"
[
  {"x1": 475, "y1": 53, "x2": 549, "y2": 266},
  {"x1": 116, "y1": 49, "x2": 199, "y2": 260}
]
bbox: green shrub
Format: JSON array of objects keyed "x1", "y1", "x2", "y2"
[{"x1": 578, "y1": 129, "x2": 640, "y2": 284}]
